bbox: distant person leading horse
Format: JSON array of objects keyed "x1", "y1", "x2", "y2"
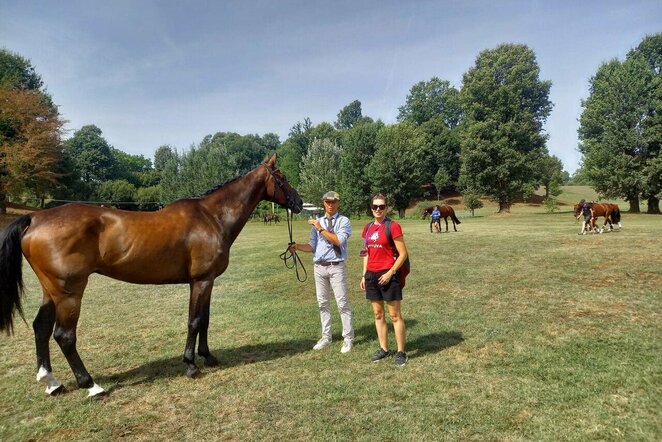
[{"x1": 422, "y1": 205, "x2": 461, "y2": 232}]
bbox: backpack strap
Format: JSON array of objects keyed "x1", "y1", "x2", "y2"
[{"x1": 383, "y1": 218, "x2": 398, "y2": 257}]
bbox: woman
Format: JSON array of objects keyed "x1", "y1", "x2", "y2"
[{"x1": 360, "y1": 193, "x2": 409, "y2": 366}]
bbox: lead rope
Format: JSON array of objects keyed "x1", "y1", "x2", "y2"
[{"x1": 279, "y1": 209, "x2": 307, "y2": 282}]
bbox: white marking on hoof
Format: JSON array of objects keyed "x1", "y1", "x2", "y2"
[
  {"x1": 37, "y1": 366, "x2": 64, "y2": 396},
  {"x1": 87, "y1": 383, "x2": 106, "y2": 397}
]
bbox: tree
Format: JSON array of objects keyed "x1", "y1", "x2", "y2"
[
  {"x1": 459, "y1": 43, "x2": 553, "y2": 212},
  {"x1": 0, "y1": 87, "x2": 65, "y2": 212},
  {"x1": 0, "y1": 49, "x2": 63, "y2": 213},
  {"x1": 420, "y1": 115, "x2": 462, "y2": 189},
  {"x1": 335, "y1": 99, "x2": 363, "y2": 130},
  {"x1": 65, "y1": 125, "x2": 116, "y2": 184},
  {"x1": 578, "y1": 40, "x2": 657, "y2": 212},
  {"x1": 277, "y1": 118, "x2": 313, "y2": 188},
  {"x1": 434, "y1": 168, "x2": 452, "y2": 200},
  {"x1": 367, "y1": 123, "x2": 427, "y2": 218},
  {"x1": 95, "y1": 179, "x2": 136, "y2": 210},
  {"x1": 299, "y1": 138, "x2": 342, "y2": 203},
  {"x1": 154, "y1": 144, "x2": 177, "y2": 172},
  {"x1": 538, "y1": 154, "x2": 565, "y2": 198},
  {"x1": 398, "y1": 77, "x2": 462, "y2": 128},
  {"x1": 463, "y1": 188, "x2": 484, "y2": 217},
  {"x1": 338, "y1": 120, "x2": 383, "y2": 216}
]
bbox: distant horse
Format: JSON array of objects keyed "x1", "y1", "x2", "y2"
[
  {"x1": 573, "y1": 202, "x2": 622, "y2": 232},
  {"x1": 263, "y1": 213, "x2": 280, "y2": 225},
  {"x1": 0, "y1": 154, "x2": 302, "y2": 397},
  {"x1": 423, "y1": 205, "x2": 461, "y2": 232}
]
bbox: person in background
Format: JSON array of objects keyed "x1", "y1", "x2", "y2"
[
  {"x1": 360, "y1": 193, "x2": 409, "y2": 366},
  {"x1": 289, "y1": 191, "x2": 354, "y2": 353},
  {"x1": 577, "y1": 199, "x2": 596, "y2": 235}
]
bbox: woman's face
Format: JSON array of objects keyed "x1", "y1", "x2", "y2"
[{"x1": 371, "y1": 198, "x2": 387, "y2": 218}]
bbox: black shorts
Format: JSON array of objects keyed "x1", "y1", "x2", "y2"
[
  {"x1": 584, "y1": 214, "x2": 592, "y2": 223},
  {"x1": 365, "y1": 270, "x2": 403, "y2": 302}
]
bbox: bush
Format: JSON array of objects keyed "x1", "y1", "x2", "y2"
[{"x1": 544, "y1": 197, "x2": 560, "y2": 213}]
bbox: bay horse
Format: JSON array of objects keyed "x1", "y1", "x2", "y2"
[
  {"x1": 573, "y1": 202, "x2": 622, "y2": 232},
  {"x1": 263, "y1": 213, "x2": 280, "y2": 225},
  {"x1": 0, "y1": 154, "x2": 302, "y2": 397},
  {"x1": 423, "y1": 205, "x2": 461, "y2": 232}
]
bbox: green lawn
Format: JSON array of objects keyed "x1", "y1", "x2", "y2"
[{"x1": 0, "y1": 203, "x2": 660, "y2": 441}]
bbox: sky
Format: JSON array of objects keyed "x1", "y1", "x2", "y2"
[{"x1": 1, "y1": 1, "x2": 660, "y2": 174}]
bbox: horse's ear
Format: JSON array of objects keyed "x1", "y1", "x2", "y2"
[{"x1": 268, "y1": 153, "x2": 277, "y2": 167}]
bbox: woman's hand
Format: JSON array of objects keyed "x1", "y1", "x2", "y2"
[
  {"x1": 359, "y1": 276, "x2": 366, "y2": 291},
  {"x1": 378, "y1": 270, "x2": 394, "y2": 286}
]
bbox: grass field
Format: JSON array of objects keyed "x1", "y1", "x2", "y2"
[{"x1": 0, "y1": 191, "x2": 660, "y2": 441}]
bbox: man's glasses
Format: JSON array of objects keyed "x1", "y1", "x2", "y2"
[{"x1": 371, "y1": 204, "x2": 386, "y2": 211}]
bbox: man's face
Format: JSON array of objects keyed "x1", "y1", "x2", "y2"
[{"x1": 323, "y1": 199, "x2": 339, "y2": 216}]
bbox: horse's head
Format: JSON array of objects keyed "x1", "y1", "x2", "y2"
[
  {"x1": 261, "y1": 154, "x2": 303, "y2": 213},
  {"x1": 573, "y1": 203, "x2": 581, "y2": 217}
]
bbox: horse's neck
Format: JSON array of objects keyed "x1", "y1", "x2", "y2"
[{"x1": 201, "y1": 168, "x2": 267, "y2": 240}]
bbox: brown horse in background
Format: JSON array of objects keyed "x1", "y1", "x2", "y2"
[
  {"x1": 0, "y1": 155, "x2": 302, "y2": 397},
  {"x1": 263, "y1": 213, "x2": 280, "y2": 225},
  {"x1": 423, "y1": 205, "x2": 461, "y2": 232},
  {"x1": 573, "y1": 202, "x2": 622, "y2": 232}
]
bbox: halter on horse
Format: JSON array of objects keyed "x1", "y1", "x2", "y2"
[{"x1": 0, "y1": 154, "x2": 302, "y2": 397}]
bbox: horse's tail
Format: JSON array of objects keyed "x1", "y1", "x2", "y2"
[
  {"x1": 451, "y1": 209, "x2": 461, "y2": 225},
  {"x1": 611, "y1": 205, "x2": 621, "y2": 223},
  {"x1": 0, "y1": 215, "x2": 31, "y2": 335}
]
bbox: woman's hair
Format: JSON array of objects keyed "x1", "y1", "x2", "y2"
[{"x1": 371, "y1": 193, "x2": 388, "y2": 205}]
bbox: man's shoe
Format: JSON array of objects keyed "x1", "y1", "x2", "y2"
[
  {"x1": 313, "y1": 337, "x2": 332, "y2": 350},
  {"x1": 394, "y1": 351, "x2": 408, "y2": 367},
  {"x1": 340, "y1": 340, "x2": 353, "y2": 354},
  {"x1": 370, "y1": 348, "x2": 392, "y2": 362}
]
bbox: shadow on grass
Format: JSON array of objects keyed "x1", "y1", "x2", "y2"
[
  {"x1": 349, "y1": 320, "x2": 464, "y2": 359},
  {"x1": 94, "y1": 338, "x2": 317, "y2": 391}
]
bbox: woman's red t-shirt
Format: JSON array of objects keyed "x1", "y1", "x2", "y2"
[{"x1": 361, "y1": 220, "x2": 403, "y2": 272}]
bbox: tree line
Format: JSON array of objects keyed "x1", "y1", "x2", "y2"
[{"x1": 1, "y1": 35, "x2": 659, "y2": 216}]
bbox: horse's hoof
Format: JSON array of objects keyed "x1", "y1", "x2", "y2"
[
  {"x1": 46, "y1": 384, "x2": 66, "y2": 396},
  {"x1": 186, "y1": 366, "x2": 201, "y2": 378},
  {"x1": 87, "y1": 383, "x2": 107, "y2": 398},
  {"x1": 204, "y1": 354, "x2": 220, "y2": 367}
]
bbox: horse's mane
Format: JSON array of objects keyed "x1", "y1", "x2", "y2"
[{"x1": 200, "y1": 175, "x2": 243, "y2": 197}]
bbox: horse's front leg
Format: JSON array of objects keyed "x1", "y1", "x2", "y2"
[
  {"x1": 445, "y1": 217, "x2": 449, "y2": 232},
  {"x1": 183, "y1": 279, "x2": 217, "y2": 377}
]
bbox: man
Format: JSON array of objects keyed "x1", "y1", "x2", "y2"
[{"x1": 289, "y1": 191, "x2": 354, "y2": 353}]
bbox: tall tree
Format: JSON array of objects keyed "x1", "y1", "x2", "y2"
[
  {"x1": 367, "y1": 122, "x2": 427, "y2": 218},
  {"x1": 459, "y1": 44, "x2": 552, "y2": 212},
  {"x1": 299, "y1": 138, "x2": 342, "y2": 203},
  {"x1": 0, "y1": 88, "x2": 65, "y2": 212},
  {"x1": 277, "y1": 118, "x2": 313, "y2": 188},
  {"x1": 65, "y1": 125, "x2": 116, "y2": 184},
  {"x1": 335, "y1": 99, "x2": 363, "y2": 130},
  {"x1": 0, "y1": 49, "x2": 63, "y2": 213},
  {"x1": 538, "y1": 154, "x2": 565, "y2": 198},
  {"x1": 338, "y1": 120, "x2": 383, "y2": 216},
  {"x1": 398, "y1": 77, "x2": 462, "y2": 128},
  {"x1": 578, "y1": 45, "x2": 656, "y2": 212}
]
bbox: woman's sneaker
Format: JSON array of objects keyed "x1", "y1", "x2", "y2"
[
  {"x1": 394, "y1": 351, "x2": 408, "y2": 367},
  {"x1": 370, "y1": 348, "x2": 392, "y2": 362}
]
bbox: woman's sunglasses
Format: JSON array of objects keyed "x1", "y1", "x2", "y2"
[{"x1": 371, "y1": 204, "x2": 386, "y2": 211}]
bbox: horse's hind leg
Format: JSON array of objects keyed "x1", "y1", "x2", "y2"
[
  {"x1": 53, "y1": 296, "x2": 106, "y2": 397},
  {"x1": 33, "y1": 296, "x2": 65, "y2": 395}
]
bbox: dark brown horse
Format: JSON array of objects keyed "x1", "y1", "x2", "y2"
[
  {"x1": 263, "y1": 213, "x2": 280, "y2": 225},
  {"x1": 423, "y1": 205, "x2": 461, "y2": 232},
  {"x1": 0, "y1": 155, "x2": 302, "y2": 397},
  {"x1": 573, "y1": 202, "x2": 622, "y2": 232}
]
